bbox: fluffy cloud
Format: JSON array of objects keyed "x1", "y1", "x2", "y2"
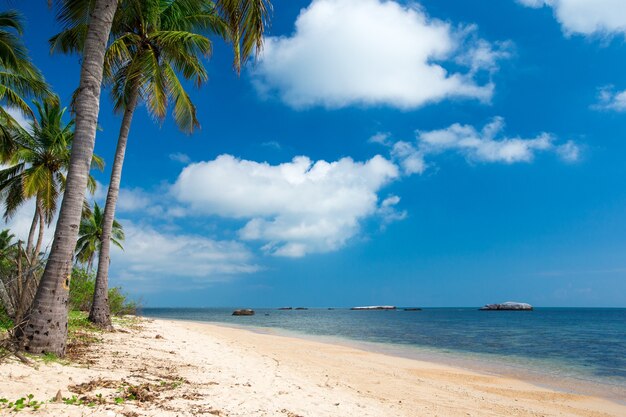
[
  {"x1": 381, "y1": 117, "x2": 580, "y2": 171},
  {"x1": 172, "y1": 154, "x2": 402, "y2": 257},
  {"x1": 253, "y1": 0, "x2": 510, "y2": 109},
  {"x1": 110, "y1": 222, "x2": 259, "y2": 290},
  {"x1": 518, "y1": 0, "x2": 626, "y2": 36},
  {"x1": 594, "y1": 86, "x2": 626, "y2": 112}
]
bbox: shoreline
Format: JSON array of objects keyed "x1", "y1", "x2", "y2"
[
  {"x1": 145, "y1": 315, "x2": 626, "y2": 405},
  {"x1": 2, "y1": 317, "x2": 625, "y2": 416}
]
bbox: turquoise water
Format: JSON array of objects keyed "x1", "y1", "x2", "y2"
[{"x1": 142, "y1": 307, "x2": 626, "y2": 399}]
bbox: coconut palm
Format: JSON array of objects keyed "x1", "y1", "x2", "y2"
[
  {"x1": 18, "y1": 0, "x2": 119, "y2": 356},
  {"x1": 0, "y1": 99, "x2": 104, "y2": 259},
  {"x1": 50, "y1": 0, "x2": 271, "y2": 327},
  {"x1": 0, "y1": 10, "x2": 52, "y2": 159},
  {"x1": 75, "y1": 202, "x2": 124, "y2": 271}
]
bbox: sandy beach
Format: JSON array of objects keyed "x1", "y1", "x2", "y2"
[{"x1": 1, "y1": 317, "x2": 625, "y2": 417}]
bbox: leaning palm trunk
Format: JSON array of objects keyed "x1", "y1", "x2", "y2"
[
  {"x1": 25, "y1": 203, "x2": 39, "y2": 254},
  {"x1": 89, "y1": 86, "x2": 139, "y2": 327},
  {"x1": 18, "y1": 0, "x2": 118, "y2": 356},
  {"x1": 33, "y1": 198, "x2": 45, "y2": 259}
]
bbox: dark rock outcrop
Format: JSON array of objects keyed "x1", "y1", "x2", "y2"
[
  {"x1": 404, "y1": 308, "x2": 422, "y2": 311},
  {"x1": 350, "y1": 306, "x2": 396, "y2": 310},
  {"x1": 278, "y1": 307, "x2": 293, "y2": 310},
  {"x1": 232, "y1": 309, "x2": 255, "y2": 316}
]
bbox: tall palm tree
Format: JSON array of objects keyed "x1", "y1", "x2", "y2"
[
  {"x1": 0, "y1": 100, "x2": 104, "y2": 259},
  {"x1": 51, "y1": 0, "x2": 271, "y2": 328},
  {"x1": 0, "y1": 10, "x2": 52, "y2": 159},
  {"x1": 18, "y1": 0, "x2": 119, "y2": 356},
  {"x1": 75, "y1": 202, "x2": 124, "y2": 271}
]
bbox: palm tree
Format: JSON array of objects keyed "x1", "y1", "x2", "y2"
[
  {"x1": 0, "y1": 100, "x2": 104, "y2": 254},
  {"x1": 75, "y1": 202, "x2": 124, "y2": 271},
  {"x1": 0, "y1": 100, "x2": 104, "y2": 258},
  {"x1": 51, "y1": 0, "x2": 271, "y2": 328},
  {"x1": 0, "y1": 10, "x2": 52, "y2": 159},
  {"x1": 18, "y1": 0, "x2": 119, "y2": 356}
]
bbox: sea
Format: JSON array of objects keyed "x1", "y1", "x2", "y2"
[{"x1": 142, "y1": 307, "x2": 626, "y2": 402}]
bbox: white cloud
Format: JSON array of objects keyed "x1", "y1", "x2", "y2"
[
  {"x1": 117, "y1": 187, "x2": 187, "y2": 219},
  {"x1": 556, "y1": 140, "x2": 581, "y2": 162},
  {"x1": 517, "y1": 0, "x2": 626, "y2": 36},
  {"x1": 372, "y1": 117, "x2": 580, "y2": 168},
  {"x1": 169, "y1": 152, "x2": 191, "y2": 164},
  {"x1": 110, "y1": 222, "x2": 259, "y2": 290},
  {"x1": 172, "y1": 154, "x2": 401, "y2": 257},
  {"x1": 368, "y1": 132, "x2": 392, "y2": 146},
  {"x1": 378, "y1": 195, "x2": 407, "y2": 226},
  {"x1": 594, "y1": 86, "x2": 626, "y2": 112},
  {"x1": 417, "y1": 117, "x2": 578, "y2": 164},
  {"x1": 253, "y1": 0, "x2": 510, "y2": 109},
  {"x1": 416, "y1": 117, "x2": 557, "y2": 163},
  {"x1": 390, "y1": 141, "x2": 427, "y2": 175},
  {"x1": 117, "y1": 188, "x2": 152, "y2": 212}
]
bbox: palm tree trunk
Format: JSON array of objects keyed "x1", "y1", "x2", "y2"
[
  {"x1": 17, "y1": 0, "x2": 118, "y2": 356},
  {"x1": 89, "y1": 85, "x2": 139, "y2": 327},
  {"x1": 25, "y1": 196, "x2": 40, "y2": 254},
  {"x1": 33, "y1": 198, "x2": 45, "y2": 258}
]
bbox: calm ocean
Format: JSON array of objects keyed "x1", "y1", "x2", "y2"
[{"x1": 142, "y1": 307, "x2": 626, "y2": 401}]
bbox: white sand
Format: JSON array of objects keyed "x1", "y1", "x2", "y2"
[{"x1": 1, "y1": 317, "x2": 625, "y2": 416}]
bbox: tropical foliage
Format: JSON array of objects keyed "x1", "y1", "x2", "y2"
[
  {"x1": 0, "y1": 99, "x2": 104, "y2": 256},
  {"x1": 75, "y1": 202, "x2": 124, "y2": 271},
  {"x1": 0, "y1": 10, "x2": 51, "y2": 126}
]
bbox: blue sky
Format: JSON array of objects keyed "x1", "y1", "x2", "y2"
[{"x1": 5, "y1": 0, "x2": 626, "y2": 307}]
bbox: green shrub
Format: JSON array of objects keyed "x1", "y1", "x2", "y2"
[
  {"x1": 108, "y1": 286, "x2": 138, "y2": 315},
  {"x1": 69, "y1": 268, "x2": 96, "y2": 312},
  {"x1": 0, "y1": 304, "x2": 12, "y2": 331},
  {"x1": 69, "y1": 268, "x2": 138, "y2": 316}
]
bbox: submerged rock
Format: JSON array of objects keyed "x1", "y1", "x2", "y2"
[
  {"x1": 232, "y1": 309, "x2": 255, "y2": 316},
  {"x1": 278, "y1": 307, "x2": 293, "y2": 310},
  {"x1": 404, "y1": 308, "x2": 422, "y2": 311},
  {"x1": 350, "y1": 306, "x2": 397, "y2": 310},
  {"x1": 479, "y1": 302, "x2": 533, "y2": 311},
  {"x1": 295, "y1": 307, "x2": 308, "y2": 310}
]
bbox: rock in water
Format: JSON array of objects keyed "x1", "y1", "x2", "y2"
[
  {"x1": 350, "y1": 306, "x2": 397, "y2": 310},
  {"x1": 232, "y1": 309, "x2": 255, "y2": 316},
  {"x1": 479, "y1": 301, "x2": 533, "y2": 311}
]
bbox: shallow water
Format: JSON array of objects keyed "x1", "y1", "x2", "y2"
[{"x1": 142, "y1": 307, "x2": 626, "y2": 401}]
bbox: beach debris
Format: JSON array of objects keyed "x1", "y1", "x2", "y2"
[
  {"x1": 479, "y1": 302, "x2": 533, "y2": 311},
  {"x1": 350, "y1": 306, "x2": 397, "y2": 310},
  {"x1": 281, "y1": 409, "x2": 304, "y2": 417},
  {"x1": 53, "y1": 390, "x2": 63, "y2": 402},
  {"x1": 232, "y1": 309, "x2": 255, "y2": 316},
  {"x1": 155, "y1": 334, "x2": 164, "y2": 339}
]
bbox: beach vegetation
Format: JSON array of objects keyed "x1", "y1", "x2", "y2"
[
  {"x1": 48, "y1": 0, "x2": 272, "y2": 330},
  {"x1": 0, "y1": 394, "x2": 43, "y2": 412},
  {"x1": 2, "y1": 0, "x2": 272, "y2": 355},
  {"x1": 69, "y1": 268, "x2": 138, "y2": 316}
]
